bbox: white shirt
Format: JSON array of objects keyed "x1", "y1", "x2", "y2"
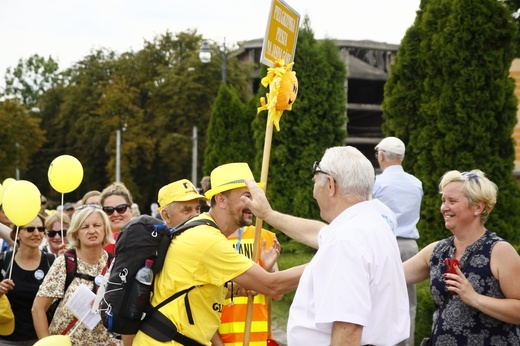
[{"x1": 287, "y1": 199, "x2": 409, "y2": 345}]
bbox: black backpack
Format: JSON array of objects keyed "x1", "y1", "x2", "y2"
[{"x1": 100, "y1": 215, "x2": 218, "y2": 345}]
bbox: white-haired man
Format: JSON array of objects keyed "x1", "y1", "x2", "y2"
[{"x1": 242, "y1": 146, "x2": 410, "y2": 345}]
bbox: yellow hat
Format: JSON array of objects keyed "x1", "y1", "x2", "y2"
[
  {"x1": 205, "y1": 163, "x2": 265, "y2": 200},
  {"x1": 0, "y1": 295, "x2": 14, "y2": 336},
  {"x1": 158, "y1": 179, "x2": 206, "y2": 210}
]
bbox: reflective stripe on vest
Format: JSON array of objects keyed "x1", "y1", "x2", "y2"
[{"x1": 219, "y1": 294, "x2": 269, "y2": 345}]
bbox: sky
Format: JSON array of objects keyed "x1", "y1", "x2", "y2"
[{"x1": 0, "y1": 0, "x2": 420, "y2": 85}]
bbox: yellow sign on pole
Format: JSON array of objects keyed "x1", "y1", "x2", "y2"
[{"x1": 260, "y1": 0, "x2": 300, "y2": 67}]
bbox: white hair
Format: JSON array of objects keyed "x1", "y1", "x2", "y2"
[{"x1": 319, "y1": 146, "x2": 374, "y2": 201}]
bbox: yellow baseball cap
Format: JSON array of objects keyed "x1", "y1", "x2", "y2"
[
  {"x1": 205, "y1": 163, "x2": 265, "y2": 200},
  {"x1": 0, "y1": 295, "x2": 14, "y2": 336},
  {"x1": 157, "y1": 179, "x2": 206, "y2": 210}
]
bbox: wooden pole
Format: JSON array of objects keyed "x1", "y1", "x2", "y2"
[{"x1": 243, "y1": 115, "x2": 274, "y2": 346}]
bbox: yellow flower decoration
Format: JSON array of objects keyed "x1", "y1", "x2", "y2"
[{"x1": 257, "y1": 59, "x2": 298, "y2": 131}]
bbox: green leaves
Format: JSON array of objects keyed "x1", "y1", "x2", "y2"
[{"x1": 383, "y1": 0, "x2": 520, "y2": 246}]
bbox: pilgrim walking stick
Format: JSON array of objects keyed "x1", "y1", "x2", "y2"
[{"x1": 243, "y1": 60, "x2": 298, "y2": 346}]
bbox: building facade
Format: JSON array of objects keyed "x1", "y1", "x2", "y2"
[
  {"x1": 235, "y1": 39, "x2": 398, "y2": 166},
  {"x1": 237, "y1": 39, "x2": 520, "y2": 172}
]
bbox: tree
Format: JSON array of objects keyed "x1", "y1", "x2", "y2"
[
  {"x1": 2, "y1": 54, "x2": 61, "y2": 108},
  {"x1": 252, "y1": 16, "x2": 347, "y2": 234},
  {"x1": 0, "y1": 99, "x2": 45, "y2": 180},
  {"x1": 382, "y1": 0, "x2": 520, "y2": 246},
  {"x1": 17, "y1": 30, "x2": 255, "y2": 209},
  {"x1": 203, "y1": 83, "x2": 253, "y2": 174}
]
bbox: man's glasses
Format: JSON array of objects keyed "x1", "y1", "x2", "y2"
[
  {"x1": 20, "y1": 226, "x2": 45, "y2": 233},
  {"x1": 102, "y1": 204, "x2": 130, "y2": 216},
  {"x1": 374, "y1": 149, "x2": 385, "y2": 159},
  {"x1": 47, "y1": 229, "x2": 67, "y2": 238},
  {"x1": 312, "y1": 161, "x2": 331, "y2": 176},
  {"x1": 461, "y1": 171, "x2": 480, "y2": 186},
  {"x1": 41, "y1": 200, "x2": 47, "y2": 205}
]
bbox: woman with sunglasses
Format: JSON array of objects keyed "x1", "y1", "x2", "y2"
[
  {"x1": 32, "y1": 205, "x2": 117, "y2": 345},
  {"x1": 43, "y1": 213, "x2": 70, "y2": 256},
  {"x1": 0, "y1": 214, "x2": 55, "y2": 345},
  {"x1": 100, "y1": 182, "x2": 134, "y2": 254}
]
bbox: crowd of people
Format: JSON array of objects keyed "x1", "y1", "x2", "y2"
[{"x1": 0, "y1": 139, "x2": 518, "y2": 345}]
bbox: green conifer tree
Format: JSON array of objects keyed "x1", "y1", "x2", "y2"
[
  {"x1": 383, "y1": 0, "x2": 520, "y2": 246},
  {"x1": 203, "y1": 83, "x2": 254, "y2": 174}
]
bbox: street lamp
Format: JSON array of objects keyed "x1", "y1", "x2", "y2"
[
  {"x1": 199, "y1": 39, "x2": 227, "y2": 84},
  {"x1": 192, "y1": 126, "x2": 198, "y2": 186},
  {"x1": 115, "y1": 122, "x2": 127, "y2": 183}
]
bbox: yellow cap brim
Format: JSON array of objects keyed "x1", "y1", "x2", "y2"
[{"x1": 205, "y1": 182, "x2": 265, "y2": 200}]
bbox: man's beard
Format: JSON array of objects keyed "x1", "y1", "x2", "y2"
[{"x1": 238, "y1": 211, "x2": 253, "y2": 227}]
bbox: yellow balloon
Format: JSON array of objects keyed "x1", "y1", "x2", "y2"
[
  {"x1": 2, "y1": 180, "x2": 41, "y2": 226},
  {"x1": 0, "y1": 183, "x2": 3, "y2": 206},
  {"x1": 48, "y1": 155, "x2": 84, "y2": 193},
  {"x1": 2, "y1": 178, "x2": 15, "y2": 190},
  {"x1": 34, "y1": 335, "x2": 72, "y2": 346}
]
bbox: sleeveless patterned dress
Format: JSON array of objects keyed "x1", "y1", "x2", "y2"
[{"x1": 429, "y1": 231, "x2": 520, "y2": 345}]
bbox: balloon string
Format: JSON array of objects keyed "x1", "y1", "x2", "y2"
[
  {"x1": 8, "y1": 227, "x2": 19, "y2": 280},
  {"x1": 69, "y1": 308, "x2": 90, "y2": 337},
  {"x1": 60, "y1": 193, "x2": 64, "y2": 245}
]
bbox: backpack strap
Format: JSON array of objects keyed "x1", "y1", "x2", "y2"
[
  {"x1": 171, "y1": 218, "x2": 218, "y2": 237},
  {"x1": 0, "y1": 250, "x2": 53, "y2": 279},
  {"x1": 44, "y1": 251, "x2": 56, "y2": 267},
  {"x1": 0, "y1": 251, "x2": 12, "y2": 279},
  {"x1": 142, "y1": 286, "x2": 203, "y2": 346},
  {"x1": 64, "y1": 249, "x2": 114, "y2": 294}
]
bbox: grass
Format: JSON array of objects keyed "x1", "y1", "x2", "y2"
[{"x1": 271, "y1": 239, "x2": 316, "y2": 330}]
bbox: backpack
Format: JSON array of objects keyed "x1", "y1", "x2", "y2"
[
  {"x1": 62, "y1": 249, "x2": 115, "y2": 294},
  {"x1": 100, "y1": 215, "x2": 218, "y2": 345}
]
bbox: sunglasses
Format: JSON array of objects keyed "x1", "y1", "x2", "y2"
[
  {"x1": 76, "y1": 204, "x2": 102, "y2": 212},
  {"x1": 41, "y1": 200, "x2": 47, "y2": 205},
  {"x1": 312, "y1": 161, "x2": 331, "y2": 176},
  {"x1": 102, "y1": 204, "x2": 130, "y2": 216},
  {"x1": 21, "y1": 226, "x2": 46, "y2": 233},
  {"x1": 461, "y1": 171, "x2": 480, "y2": 186},
  {"x1": 47, "y1": 229, "x2": 67, "y2": 238}
]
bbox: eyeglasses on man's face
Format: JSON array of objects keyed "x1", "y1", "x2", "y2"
[
  {"x1": 102, "y1": 204, "x2": 130, "y2": 216},
  {"x1": 312, "y1": 161, "x2": 331, "y2": 176}
]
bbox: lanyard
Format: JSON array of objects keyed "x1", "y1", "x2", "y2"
[{"x1": 235, "y1": 227, "x2": 244, "y2": 253}]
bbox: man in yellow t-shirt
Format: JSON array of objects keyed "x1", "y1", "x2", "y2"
[{"x1": 133, "y1": 163, "x2": 305, "y2": 346}]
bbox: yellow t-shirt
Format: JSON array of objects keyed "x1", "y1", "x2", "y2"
[{"x1": 134, "y1": 216, "x2": 254, "y2": 345}]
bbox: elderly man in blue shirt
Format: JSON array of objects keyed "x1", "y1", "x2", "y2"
[{"x1": 374, "y1": 136, "x2": 423, "y2": 346}]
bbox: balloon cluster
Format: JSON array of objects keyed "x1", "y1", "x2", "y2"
[{"x1": 0, "y1": 155, "x2": 83, "y2": 227}]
